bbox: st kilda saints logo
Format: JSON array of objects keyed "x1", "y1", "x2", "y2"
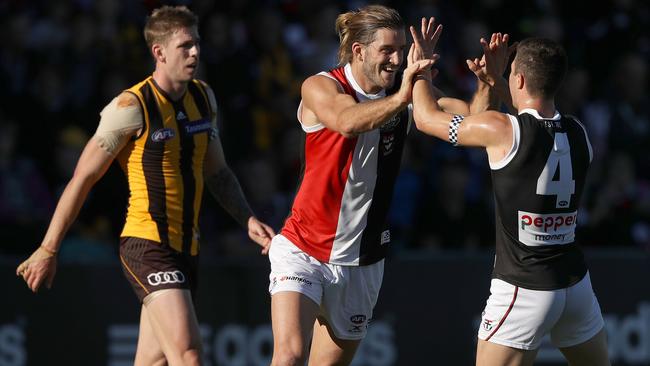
[{"x1": 380, "y1": 114, "x2": 400, "y2": 156}]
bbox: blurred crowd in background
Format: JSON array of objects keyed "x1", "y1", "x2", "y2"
[{"x1": 0, "y1": 0, "x2": 648, "y2": 263}]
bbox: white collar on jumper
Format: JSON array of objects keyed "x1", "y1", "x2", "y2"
[
  {"x1": 344, "y1": 63, "x2": 386, "y2": 100},
  {"x1": 518, "y1": 108, "x2": 561, "y2": 120}
]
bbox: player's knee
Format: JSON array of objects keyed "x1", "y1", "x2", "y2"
[
  {"x1": 134, "y1": 345, "x2": 166, "y2": 366},
  {"x1": 151, "y1": 358, "x2": 168, "y2": 366},
  {"x1": 180, "y1": 348, "x2": 202, "y2": 366},
  {"x1": 271, "y1": 348, "x2": 308, "y2": 366},
  {"x1": 164, "y1": 342, "x2": 202, "y2": 366}
]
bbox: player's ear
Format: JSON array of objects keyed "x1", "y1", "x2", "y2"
[
  {"x1": 352, "y1": 42, "x2": 364, "y2": 62},
  {"x1": 152, "y1": 43, "x2": 165, "y2": 63},
  {"x1": 517, "y1": 73, "x2": 525, "y2": 91}
]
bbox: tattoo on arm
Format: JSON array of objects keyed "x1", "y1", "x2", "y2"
[{"x1": 205, "y1": 167, "x2": 253, "y2": 228}]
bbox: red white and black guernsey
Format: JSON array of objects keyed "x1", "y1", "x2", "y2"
[
  {"x1": 281, "y1": 63, "x2": 411, "y2": 266},
  {"x1": 490, "y1": 109, "x2": 593, "y2": 290}
]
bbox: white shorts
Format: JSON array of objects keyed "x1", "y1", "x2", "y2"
[
  {"x1": 268, "y1": 234, "x2": 384, "y2": 340},
  {"x1": 478, "y1": 272, "x2": 604, "y2": 350}
]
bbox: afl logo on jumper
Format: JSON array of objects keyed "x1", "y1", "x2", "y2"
[
  {"x1": 151, "y1": 128, "x2": 176, "y2": 142},
  {"x1": 147, "y1": 270, "x2": 186, "y2": 286}
]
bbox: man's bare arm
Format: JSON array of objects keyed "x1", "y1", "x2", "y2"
[
  {"x1": 42, "y1": 139, "x2": 117, "y2": 250},
  {"x1": 17, "y1": 92, "x2": 140, "y2": 292},
  {"x1": 203, "y1": 137, "x2": 275, "y2": 251},
  {"x1": 491, "y1": 76, "x2": 516, "y2": 114},
  {"x1": 470, "y1": 33, "x2": 517, "y2": 114},
  {"x1": 466, "y1": 34, "x2": 513, "y2": 114},
  {"x1": 17, "y1": 137, "x2": 123, "y2": 292},
  {"x1": 301, "y1": 60, "x2": 433, "y2": 138},
  {"x1": 468, "y1": 80, "x2": 498, "y2": 115},
  {"x1": 203, "y1": 138, "x2": 253, "y2": 227},
  {"x1": 412, "y1": 75, "x2": 511, "y2": 150}
]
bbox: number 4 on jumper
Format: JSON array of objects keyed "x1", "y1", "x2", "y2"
[{"x1": 536, "y1": 133, "x2": 575, "y2": 208}]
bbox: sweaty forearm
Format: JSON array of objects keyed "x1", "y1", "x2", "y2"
[
  {"x1": 469, "y1": 80, "x2": 497, "y2": 115},
  {"x1": 493, "y1": 77, "x2": 515, "y2": 114},
  {"x1": 205, "y1": 167, "x2": 253, "y2": 228},
  {"x1": 413, "y1": 79, "x2": 453, "y2": 139},
  {"x1": 335, "y1": 93, "x2": 407, "y2": 137}
]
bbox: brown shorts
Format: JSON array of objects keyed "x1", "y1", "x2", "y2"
[{"x1": 119, "y1": 237, "x2": 198, "y2": 302}]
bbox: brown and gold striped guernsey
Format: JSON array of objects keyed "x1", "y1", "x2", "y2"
[{"x1": 117, "y1": 77, "x2": 214, "y2": 255}]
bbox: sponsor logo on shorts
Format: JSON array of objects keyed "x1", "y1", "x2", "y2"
[
  {"x1": 146, "y1": 270, "x2": 186, "y2": 286},
  {"x1": 350, "y1": 315, "x2": 366, "y2": 324},
  {"x1": 518, "y1": 210, "x2": 577, "y2": 246},
  {"x1": 349, "y1": 314, "x2": 368, "y2": 333},
  {"x1": 151, "y1": 128, "x2": 175, "y2": 142},
  {"x1": 278, "y1": 275, "x2": 312, "y2": 286},
  {"x1": 482, "y1": 318, "x2": 494, "y2": 331}
]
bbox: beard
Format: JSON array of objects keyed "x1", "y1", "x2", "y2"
[{"x1": 362, "y1": 61, "x2": 397, "y2": 91}]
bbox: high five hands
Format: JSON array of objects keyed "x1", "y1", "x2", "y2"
[
  {"x1": 467, "y1": 32, "x2": 517, "y2": 86},
  {"x1": 409, "y1": 17, "x2": 443, "y2": 80},
  {"x1": 408, "y1": 16, "x2": 516, "y2": 87}
]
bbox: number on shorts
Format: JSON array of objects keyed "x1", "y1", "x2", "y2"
[{"x1": 536, "y1": 133, "x2": 575, "y2": 208}]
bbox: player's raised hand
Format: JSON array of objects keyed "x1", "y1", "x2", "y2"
[
  {"x1": 398, "y1": 48, "x2": 438, "y2": 103},
  {"x1": 247, "y1": 216, "x2": 275, "y2": 255},
  {"x1": 467, "y1": 33, "x2": 516, "y2": 85},
  {"x1": 409, "y1": 17, "x2": 443, "y2": 60},
  {"x1": 484, "y1": 33, "x2": 516, "y2": 80},
  {"x1": 466, "y1": 54, "x2": 486, "y2": 81},
  {"x1": 407, "y1": 43, "x2": 439, "y2": 80},
  {"x1": 16, "y1": 246, "x2": 57, "y2": 292}
]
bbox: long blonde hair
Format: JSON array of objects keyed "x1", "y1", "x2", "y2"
[{"x1": 335, "y1": 5, "x2": 403, "y2": 67}]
